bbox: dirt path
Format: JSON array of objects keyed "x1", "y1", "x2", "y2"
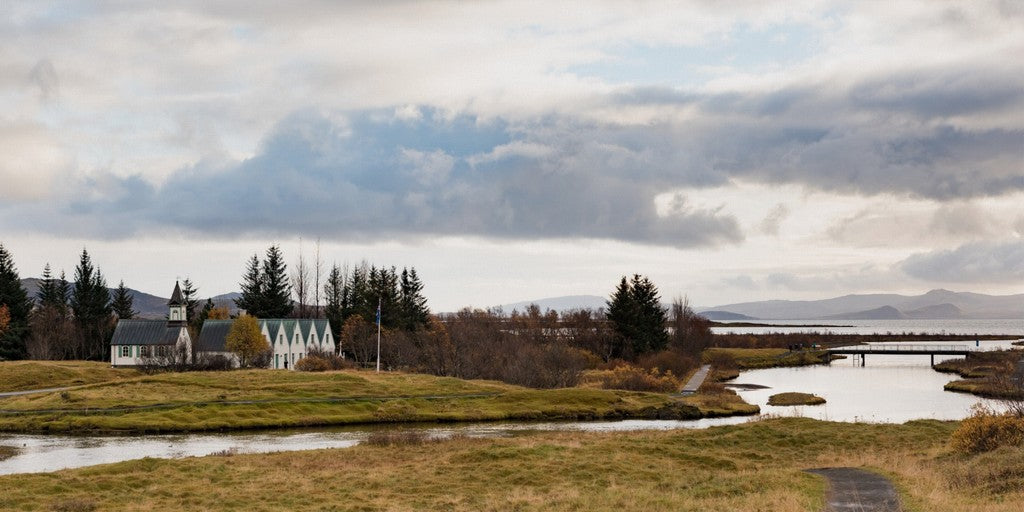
[
  {"x1": 805, "y1": 467, "x2": 901, "y2": 511},
  {"x1": 678, "y1": 364, "x2": 712, "y2": 395},
  {"x1": 0, "y1": 387, "x2": 70, "y2": 399}
]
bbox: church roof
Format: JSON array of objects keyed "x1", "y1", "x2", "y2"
[
  {"x1": 168, "y1": 282, "x2": 184, "y2": 306},
  {"x1": 110, "y1": 320, "x2": 184, "y2": 346},
  {"x1": 197, "y1": 320, "x2": 232, "y2": 352}
]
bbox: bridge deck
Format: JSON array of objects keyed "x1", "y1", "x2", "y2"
[{"x1": 826, "y1": 344, "x2": 972, "y2": 356}]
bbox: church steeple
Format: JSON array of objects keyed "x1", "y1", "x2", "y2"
[{"x1": 168, "y1": 281, "x2": 187, "y2": 327}]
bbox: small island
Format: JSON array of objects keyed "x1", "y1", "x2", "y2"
[{"x1": 767, "y1": 392, "x2": 826, "y2": 406}]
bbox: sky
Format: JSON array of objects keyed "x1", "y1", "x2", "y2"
[{"x1": 0, "y1": 1, "x2": 1022, "y2": 311}]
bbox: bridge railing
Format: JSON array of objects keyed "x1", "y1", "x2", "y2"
[{"x1": 829, "y1": 344, "x2": 971, "y2": 352}]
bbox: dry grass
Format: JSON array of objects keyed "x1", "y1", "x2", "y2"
[
  {"x1": 0, "y1": 361, "x2": 139, "y2": 392},
  {"x1": 0, "y1": 364, "x2": 732, "y2": 432},
  {"x1": 0, "y1": 444, "x2": 17, "y2": 461},
  {"x1": 768, "y1": 392, "x2": 826, "y2": 406},
  {"x1": 1, "y1": 417, "x2": 1018, "y2": 511},
  {"x1": 703, "y1": 347, "x2": 827, "y2": 370}
]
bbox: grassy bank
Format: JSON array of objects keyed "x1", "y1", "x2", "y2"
[
  {"x1": 934, "y1": 351, "x2": 1024, "y2": 400},
  {"x1": 1, "y1": 417, "x2": 1020, "y2": 511},
  {"x1": 768, "y1": 392, "x2": 826, "y2": 406},
  {"x1": 0, "y1": 365, "x2": 756, "y2": 433},
  {"x1": 0, "y1": 361, "x2": 140, "y2": 392},
  {"x1": 704, "y1": 347, "x2": 827, "y2": 371},
  {"x1": 0, "y1": 445, "x2": 16, "y2": 461}
]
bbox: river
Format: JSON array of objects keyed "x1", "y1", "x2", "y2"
[{"x1": 1, "y1": 338, "x2": 1020, "y2": 476}]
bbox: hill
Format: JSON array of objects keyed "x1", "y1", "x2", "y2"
[{"x1": 19, "y1": 279, "x2": 241, "y2": 319}]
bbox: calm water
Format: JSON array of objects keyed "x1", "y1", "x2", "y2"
[
  {"x1": 2, "y1": 335, "x2": 1020, "y2": 475},
  {"x1": 711, "y1": 318, "x2": 1024, "y2": 336},
  {"x1": 0, "y1": 417, "x2": 748, "y2": 475},
  {"x1": 729, "y1": 339, "x2": 1017, "y2": 422}
]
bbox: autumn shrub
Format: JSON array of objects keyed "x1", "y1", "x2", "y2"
[
  {"x1": 951, "y1": 404, "x2": 1024, "y2": 454},
  {"x1": 295, "y1": 356, "x2": 331, "y2": 372},
  {"x1": 584, "y1": 365, "x2": 681, "y2": 393},
  {"x1": 637, "y1": 349, "x2": 698, "y2": 378}
]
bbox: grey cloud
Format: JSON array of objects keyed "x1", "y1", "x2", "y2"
[
  {"x1": 28, "y1": 59, "x2": 58, "y2": 101},
  {"x1": 759, "y1": 203, "x2": 789, "y2": 235},
  {"x1": 928, "y1": 204, "x2": 994, "y2": 238},
  {"x1": 901, "y1": 241, "x2": 1024, "y2": 282},
  {"x1": 28, "y1": 108, "x2": 742, "y2": 248}
]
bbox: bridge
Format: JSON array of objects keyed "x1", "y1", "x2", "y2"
[{"x1": 825, "y1": 344, "x2": 974, "y2": 366}]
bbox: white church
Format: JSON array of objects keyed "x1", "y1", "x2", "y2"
[{"x1": 110, "y1": 282, "x2": 335, "y2": 369}]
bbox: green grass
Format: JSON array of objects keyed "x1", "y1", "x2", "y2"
[
  {"x1": 0, "y1": 361, "x2": 140, "y2": 392},
  {"x1": 768, "y1": 392, "x2": 826, "y2": 406},
  {"x1": 1, "y1": 417, "x2": 1017, "y2": 511},
  {"x1": 704, "y1": 347, "x2": 828, "y2": 369},
  {"x1": 0, "y1": 364, "x2": 752, "y2": 433}
]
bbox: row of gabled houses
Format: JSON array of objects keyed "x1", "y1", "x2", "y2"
[{"x1": 110, "y1": 282, "x2": 335, "y2": 369}]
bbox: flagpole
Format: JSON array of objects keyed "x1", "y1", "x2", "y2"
[{"x1": 376, "y1": 297, "x2": 381, "y2": 372}]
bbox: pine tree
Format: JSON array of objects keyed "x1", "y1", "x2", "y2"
[
  {"x1": 629, "y1": 274, "x2": 668, "y2": 354},
  {"x1": 235, "y1": 254, "x2": 263, "y2": 316},
  {"x1": 399, "y1": 267, "x2": 430, "y2": 331},
  {"x1": 37, "y1": 263, "x2": 59, "y2": 308},
  {"x1": 69, "y1": 249, "x2": 113, "y2": 361},
  {"x1": 260, "y1": 245, "x2": 293, "y2": 318},
  {"x1": 324, "y1": 264, "x2": 346, "y2": 344},
  {"x1": 111, "y1": 280, "x2": 137, "y2": 320},
  {"x1": 180, "y1": 278, "x2": 200, "y2": 324},
  {"x1": 0, "y1": 244, "x2": 32, "y2": 360},
  {"x1": 606, "y1": 276, "x2": 639, "y2": 359}
]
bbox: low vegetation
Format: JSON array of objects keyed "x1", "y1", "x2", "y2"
[
  {"x1": 0, "y1": 361, "x2": 139, "y2": 392},
  {"x1": 950, "y1": 405, "x2": 1024, "y2": 455},
  {"x1": 0, "y1": 364, "x2": 750, "y2": 432},
  {"x1": 1, "y1": 418, "x2": 1022, "y2": 511},
  {"x1": 938, "y1": 350, "x2": 1024, "y2": 400},
  {"x1": 703, "y1": 347, "x2": 827, "y2": 370},
  {"x1": 768, "y1": 392, "x2": 826, "y2": 406},
  {"x1": 0, "y1": 445, "x2": 17, "y2": 461}
]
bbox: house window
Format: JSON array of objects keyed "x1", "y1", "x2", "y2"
[
  {"x1": 139, "y1": 346, "x2": 149, "y2": 358},
  {"x1": 120, "y1": 345, "x2": 130, "y2": 358}
]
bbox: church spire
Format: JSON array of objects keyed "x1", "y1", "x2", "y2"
[{"x1": 169, "y1": 281, "x2": 184, "y2": 306}]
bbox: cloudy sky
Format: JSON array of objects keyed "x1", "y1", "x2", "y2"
[{"x1": 1, "y1": 1, "x2": 1022, "y2": 311}]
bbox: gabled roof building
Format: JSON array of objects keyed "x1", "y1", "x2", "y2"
[{"x1": 109, "y1": 282, "x2": 192, "y2": 366}]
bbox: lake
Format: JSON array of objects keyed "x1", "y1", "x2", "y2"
[{"x1": 711, "y1": 318, "x2": 1024, "y2": 336}]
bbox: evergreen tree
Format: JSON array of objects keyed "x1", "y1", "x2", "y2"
[
  {"x1": 399, "y1": 267, "x2": 430, "y2": 331},
  {"x1": 198, "y1": 298, "x2": 215, "y2": 324},
  {"x1": 69, "y1": 249, "x2": 113, "y2": 361},
  {"x1": 630, "y1": 274, "x2": 668, "y2": 354},
  {"x1": 56, "y1": 271, "x2": 71, "y2": 314},
  {"x1": 324, "y1": 264, "x2": 346, "y2": 344},
  {"x1": 260, "y1": 245, "x2": 292, "y2": 318},
  {"x1": 37, "y1": 263, "x2": 60, "y2": 308},
  {"x1": 180, "y1": 278, "x2": 200, "y2": 324},
  {"x1": 606, "y1": 276, "x2": 639, "y2": 359},
  {"x1": 605, "y1": 274, "x2": 668, "y2": 358},
  {"x1": 111, "y1": 280, "x2": 137, "y2": 320},
  {"x1": 235, "y1": 254, "x2": 263, "y2": 315},
  {"x1": 0, "y1": 244, "x2": 32, "y2": 360}
]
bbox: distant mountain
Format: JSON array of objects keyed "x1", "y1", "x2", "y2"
[
  {"x1": 701, "y1": 310, "x2": 758, "y2": 321},
  {"x1": 20, "y1": 278, "x2": 242, "y2": 319},
  {"x1": 497, "y1": 295, "x2": 608, "y2": 313},
  {"x1": 821, "y1": 305, "x2": 906, "y2": 320},
  {"x1": 904, "y1": 303, "x2": 964, "y2": 320},
  {"x1": 699, "y1": 289, "x2": 1023, "y2": 320}
]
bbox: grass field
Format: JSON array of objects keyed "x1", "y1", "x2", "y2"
[
  {"x1": 0, "y1": 363, "x2": 755, "y2": 432},
  {"x1": 703, "y1": 347, "x2": 828, "y2": 370},
  {"x1": 0, "y1": 361, "x2": 140, "y2": 392},
  {"x1": 0, "y1": 417, "x2": 1019, "y2": 511}
]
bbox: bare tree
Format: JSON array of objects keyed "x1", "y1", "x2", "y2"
[
  {"x1": 291, "y1": 239, "x2": 311, "y2": 318},
  {"x1": 313, "y1": 238, "x2": 323, "y2": 318}
]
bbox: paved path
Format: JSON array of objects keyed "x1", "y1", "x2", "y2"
[
  {"x1": 0, "y1": 387, "x2": 70, "y2": 399},
  {"x1": 679, "y1": 364, "x2": 712, "y2": 395},
  {"x1": 805, "y1": 467, "x2": 901, "y2": 512}
]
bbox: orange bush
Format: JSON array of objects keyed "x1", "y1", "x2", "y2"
[{"x1": 951, "y1": 404, "x2": 1024, "y2": 454}]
